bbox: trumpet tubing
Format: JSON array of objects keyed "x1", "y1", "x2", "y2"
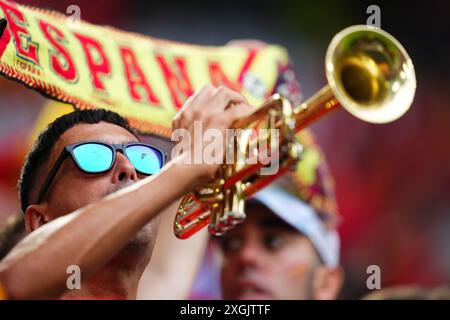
[{"x1": 174, "y1": 25, "x2": 416, "y2": 239}]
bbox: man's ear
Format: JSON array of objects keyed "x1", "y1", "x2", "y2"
[
  {"x1": 25, "y1": 204, "x2": 50, "y2": 232},
  {"x1": 312, "y1": 265, "x2": 345, "y2": 300}
]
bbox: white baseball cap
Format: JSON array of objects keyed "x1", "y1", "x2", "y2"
[{"x1": 250, "y1": 184, "x2": 340, "y2": 267}]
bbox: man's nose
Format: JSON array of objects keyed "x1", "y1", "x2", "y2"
[
  {"x1": 112, "y1": 152, "x2": 138, "y2": 183},
  {"x1": 236, "y1": 239, "x2": 262, "y2": 269}
]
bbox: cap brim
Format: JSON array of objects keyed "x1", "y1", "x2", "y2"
[{"x1": 250, "y1": 185, "x2": 340, "y2": 267}]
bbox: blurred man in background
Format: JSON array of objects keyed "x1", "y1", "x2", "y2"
[
  {"x1": 216, "y1": 130, "x2": 344, "y2": 300},
  {"x1": 219, "y1": 183, "x2": 343, "y2": 300}
]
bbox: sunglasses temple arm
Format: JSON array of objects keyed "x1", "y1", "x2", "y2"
[{"x1": 36, "y1": 151, "x2": 69, "y2": 204}]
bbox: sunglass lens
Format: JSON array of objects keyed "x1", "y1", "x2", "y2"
[
  {"x1": 72, "y1": 143, "x2": 114, "y2": 173},
  {"x1": 125, "y1": 145, "x2": 163, "y2": 175}
]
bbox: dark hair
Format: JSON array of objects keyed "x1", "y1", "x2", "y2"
[
  {"x1": 18, "y1": 109, "x2": 137, "y2": 213},
  {"x1": 0, "y1": 213, "x2": 25, "y2": 259}
]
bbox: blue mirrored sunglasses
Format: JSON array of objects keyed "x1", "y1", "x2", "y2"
[{"x1": 37, "y1": 141, "x2": 166, "y2": 204}]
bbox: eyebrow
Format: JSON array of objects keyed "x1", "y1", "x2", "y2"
[
  {"x1": 255, "y1": 216, "x2": 299, "y2": 233},
  {"x1": 96, "y1": 138, "x2": 139, "y2": 145}
]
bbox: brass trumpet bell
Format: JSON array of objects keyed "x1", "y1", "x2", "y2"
[{"x1": 325, "y1": 25, "x2": 416, "y2": 124}]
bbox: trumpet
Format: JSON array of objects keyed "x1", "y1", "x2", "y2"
[{"x1": 174, "y1": 25, "x2": 416, "y2": 239}]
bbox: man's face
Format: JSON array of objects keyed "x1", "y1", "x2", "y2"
[
  {"x1": 39, "y1": 122, "x2": 145, "y2": 216},
  {"x1": 219, "y1": 202, "x2": 322, "y2": 300},
  {"x1": 28, "y1": 122, "x2": 158, "y2": 248}
]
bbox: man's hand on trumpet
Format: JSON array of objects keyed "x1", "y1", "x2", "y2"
[{"x1": 171, "y1": 85, "x2": 254, "y2": 186}]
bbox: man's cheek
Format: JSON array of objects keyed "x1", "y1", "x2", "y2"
[
  {"x1": 285, "y1": 261, "x2": 312, "y2": 280},
  {"x1": 266, "y1": 260, "x2": 311, "y2": 299},
  {"x1": 62, "y1": 181, "x2": 106, "y2": 212},
  {"x1": 276, "y1": 250, "x2": 315, "y2": 283}
]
